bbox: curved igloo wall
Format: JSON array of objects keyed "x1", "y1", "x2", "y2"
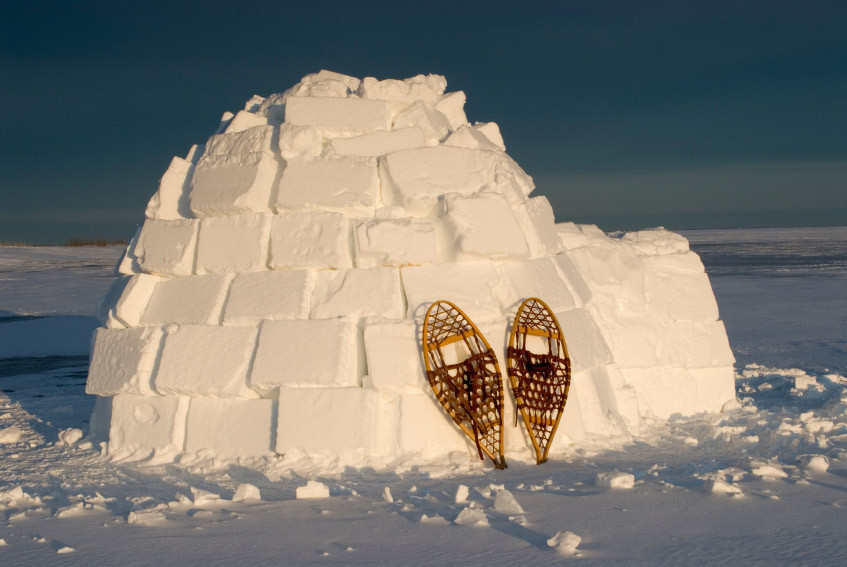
[{"x1": 86, "y1": 71, "x2": 736, "y2": 466}]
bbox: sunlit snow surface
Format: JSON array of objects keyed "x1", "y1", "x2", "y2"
[{"x1": 1, "y1": 227, "x2": 846, "y2": 566}]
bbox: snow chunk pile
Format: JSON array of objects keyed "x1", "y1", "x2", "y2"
[{"x1": 87, "y1": 70, "x2": 735, "y2": 469}]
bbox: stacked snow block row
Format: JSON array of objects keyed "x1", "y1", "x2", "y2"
[{"x1": 87, "y1": 71, "x2": 735, "y2": 465}]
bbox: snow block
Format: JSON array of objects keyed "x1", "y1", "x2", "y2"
[
  {"x1": 276, "y1": 156, "x2": 378, "y2": 213},
  {"x1": 380, "y1": 146, "x2": 497, "y2": 213},
  {"x1": 494, "y1": 258, "x2": 577, "y2": 313},
  {"x1": 276, "y1": 387, "x2": 397, "y2": 458},
  {"x1": 189, "y1": 151, "x2": 278, "y2": 217},
  {"x1": 363, "y1": 319, "x2": 428, "y2": 395},
  {"x1": 116, "y1": 224, "x2": 142, "y2": 276},
  {"x1": 438, "y1": 192, "x2": 530, "y2": 261},
  {"x1": 155, "y1": 325, "x2": 259, "y2": 398},
  {"x1": 109, "y1": 274, "x2": 163, "y2": 327},
  {"x1": 392, "y1": 101, "x2": 452, "y2": 146},
  {"x1": 401, "y1": 260, "x2": 502, "y2": 323},
  {"x1": 549, "y1": 386, "x2": 586, "y2": 447},
  {"x1": 203, "y1": 124, "x2": 275, "y2": 157},
  {"x1": 556, "y1": 222, "x2": 592, "y2": 250},
  {"x1": 444, "y1": 124, "x2": 503, "y2": 152},
  {"x1": 398, "y1": 394, "x2": 469, "y2": 457},
  {"x1": 250, "y1": 319, "x2": 361, "y2": 391},
  {"x1": 551, "y1": 255, "x2": 593, "y2": 306},
  {"x1": 278, "y1": 123, "x2": 322, "y2": 160},
  {"x1": 358, "y1": 74, "x2": 447, "y2": 106},
  {"x1": 690, "y1": 366, "x2": 736, "y2": 413},
  {"x1": 302, "y1": 70, "x2": 361, "y2": 92},
  {"x1": 97, "y1": 276, "x2": 131, "y2": 328},
  {"x1": 568, "y1": 368, "x2": 614, "y2": 436},
  {"x1": 135, "y1": 219, "x2": 199, "y2": 277},
  {"x1": 643, "y1": 261, "x2": 720, "y2": 322},
  {"x1": 567, "y1": 244, "x2": 647, "y2": 314},
  {"x1": 311, "y1": 267, "x2": 405, "y2": 321},
  {"x1": 355, "y1": 217, "x2": 438, "y2": 268},
  {"x1": 185, "y1": 398, "x2": 274, "y2": 458},
  {"x1": 620, "y1": 228, "x2": 690, "y2": 256},
  {"x1": 108, "y1": 395, "x2": 189, "y2": 460},
  {"x1": 555, "y1": 308, "x2": 613, "y2": 372},
  {"x1": 195, "y1": 213, "x2": 272, "y2": 274},
  {"x1": 141, "y1": 274, "x2": 231, "y2": 326},
  {"x1": 223, "y1": 269, "x2": 315, "y2": 325},
  {"x1": 224, "y1": 110, "x2": 269, "y2": 134},
  {"x1": 145, "y1": 157, "x2": 194, "y2": 220},
  {"x1": 622, "y1": 367, "x2": 702, "y2": 419},
  {"x1": 284, "y1": 96, "x2": 391, "y2": 137},
  {"x1": 86, "y1": 327, "x2": 164, "y2": 396},
  {"x1": 269, "y1": 210, "x2": 351, "y2": 270},
  {"x1": 435, "y1": 91, "x2": 468, "y2": 130},
  {"x1": 330, "y1": 127, "x2": 427, "y2": 157},
  {"x1": 513, "y1": 196, "x2": 560, "y2": 258}
]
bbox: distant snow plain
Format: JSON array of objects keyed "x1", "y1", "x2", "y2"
[{"x1": 1, "y1": 226, "x2": 845, "y2": 566}]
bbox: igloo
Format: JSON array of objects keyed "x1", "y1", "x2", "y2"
[{"x1": 86, "y1": 70, "x2": 735, "y2": 466}]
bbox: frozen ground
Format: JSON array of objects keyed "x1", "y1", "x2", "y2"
[{"x1": 1, "y1": 226, "x2": 846, "y2": 566}]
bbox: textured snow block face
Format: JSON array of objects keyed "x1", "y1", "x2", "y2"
[
  {"x1": 97, "y1": 276, "x2": 131, "y2": 328},
  {"x1": 284, "y1": 96, "x2": 391, "y2": 137},
  {"x1": 116, "y1": 225, "x2": 142, "y2": 276},
  {"x1": 555, "y1": 308, "x2": 613, "y2": 372},
  {"x1": 195, "y1": 213, "x2": 271, "y2": 274},
  {"x1": 109, "y1": 274, "x2": 162, "y2": 327},
  {"x1": 552, "y1": 255, "x2": 593, "y2": 306},
  {"x1": 359, "y1": 74, "x2": 446, "y2": 106},
  {"x1": 276, "y1": 388, "x2": 397, "y2": 458},
  {"x1": 135, "y1": 219, "x2": 199, "y2": 277},
  {"x1": 108, "y1": 395, "x2": 189, "y2": 459},
  {"x1": 398, "y1": 394, "x2": 469, "y2": 457},
  {"x1": 556, "y1": 222, "x2": 591, "y2": 250},
  {"x1": 495, "y1": 258, "x2": 577, "y2": 313},
  {"x1": 276, "y1": 156, "x2": 378, "y2": 213},
  {"x1": 251, "y1": 319, "x2": 360, "y2": 391},
  {"x1": 392, "y1": 101, "x2": 452, "y2": 145},
  {"x1": 380, "y1": 146, "x2": 497, "y2": 213},
  {"x1": 622, "y1": 367, "x2": 703, "y2": 419},
  {"x1": 567, "y1": 245, "x2": 647, "y2": 314},
  {"x1": 643, "y1": 262, "x2": 719, "y2": 322},
  {"x1": 223, "y1": 270, "x2": 315, "y2": 325},
  {"x1": 439, "y1": 193, "x2": 529, "y2": 261},
  {"x1": 514, "y1": 196, "x2": 560, "y2": 258},
  {"x1": 402, "y1": 261, "x2": 503, "y2": 323},
  {"x1": 224, "y1": 110, "x2": 269, "y2": 134},
  {"x1": 155, "y1": 325, "x2": 259, "y2": 398},
  {"x1": 355, "y1": 218, "x2": 438, "y2": 268},
  {"x1": 363, "y1": 320, "x2": 428, "y2": 395},
  {"x1": 568, "y1": 369, "x2": 613, "y2": 436},
  {"x1": 550, "y1": 387, "x2": 586, "y2": 447},
  {"x1": 286, "y1": 70, "x2": 360, "y2": 99},
  {"x1": 189, "y1": 152, "x2": 278, "y2": 217},
  {"x1": 434, "y1": 91, "x2": 468, "y2": 130},
  {"x1": 445, "y1": 124, "x2": 502, "y2": 152},
  {"x1": 690, "y1": 367, "x2": 736, "y2": 413},
  {"x1": 145, "y1": 157, "x2": 194, "y2": 220},
  {"x1": 330, "y1": 127, "x2": 427, "y2": 157},
  {"x1": 142, "y1": 274, "x2": 231, "y2": 325},
  {"x1": 86, "y1": 327, "x2": 164, "y2": 396},
  {"x1": 278, "y1": 124, "x2": 322, "y2": 160},
  {"x1": 185, "y1": 398, "x2": 274, "y2": 458},
  {"x1": 204, "y1": 125, "x2": 275, "y2": 157},
  {"x1": 620, "y1": 228, "x2": 690, "y2": 256},
  {"x1": 311, "y1": 267, "x2": 405, "y2": 321},
  {"x1": 269, "y1": 210, "x2": 351, "y2": 269}
]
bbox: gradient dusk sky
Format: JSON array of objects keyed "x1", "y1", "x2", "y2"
[{"x1": 2, "y1": 1, "x2": 845, "y2": 243}]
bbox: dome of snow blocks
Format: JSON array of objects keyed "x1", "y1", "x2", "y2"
[{"x1": 87, "y1": 71, "x2": 736, "y2": 467}]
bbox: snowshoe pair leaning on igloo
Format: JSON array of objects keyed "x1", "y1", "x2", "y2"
[
  {"x1": 424, "y1": 296, "x2": 571, "y2": 470},
  {"x1": 87, "y1": 70, "x2": 736, "y2": 468}
]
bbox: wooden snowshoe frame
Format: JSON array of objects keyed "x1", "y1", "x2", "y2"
[
  {"x1": 507, "y1": 297, "x2": 572, "y2": 464},
  {"x1": 422, "y1": 301, "x2": 507, "y2": 470}
]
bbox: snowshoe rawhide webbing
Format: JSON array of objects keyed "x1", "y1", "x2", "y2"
[
  {"x1": 422, "y1": 300, "x2": 507, "y2": 470},
  {"x1": 507, "y1": 297, "x2": 572, "y2": 464}
]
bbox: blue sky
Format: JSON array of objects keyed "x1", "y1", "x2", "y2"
[{"x1": 2, "y1": 1, "x2": 845, "y2": 243}]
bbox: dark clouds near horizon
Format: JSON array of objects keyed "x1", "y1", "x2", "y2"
[{"x1": 2, "y1": 0, "x2": 846, "y2": 243}]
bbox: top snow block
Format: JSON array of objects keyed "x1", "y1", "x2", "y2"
[
  {"x1": 358, "y1": 74, "x2": 447, "y2": 105},
  {"x1": 284, "y1": 97, "x2": 391, "y2": 137}
]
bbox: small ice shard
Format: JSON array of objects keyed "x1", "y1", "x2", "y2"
[
  {"x1": 454, "y1": 507, "x2": 489, "y2": 527},
  {"x1": 420, "y1": 514, "x2": 450, "y2": 526},
  {"x1": 296, "y1": 480, "x2": 330, "y2": 499},
  {"x1": 383, "y1": 487, "x2": 393, "y2": 503},
  {"x1": 547, "y1": 531, "x2": 581, "y2": 556},
  {"x1": 190, "y1": 487, "x2": 222, "y2": 506},
  {"x1": 703, "y1": 479, "x2": 744, "y2": 496},
  {"x1": 493, "y1": 489, "x2": 525, "y2": 515},
  {"x1": 232, "y1": 483, "x2": 261, "y2": 502},
  {"x1": 751, "y1": 464, "x2": 788, "y2": 479},
  {"x1": 596, "y1": 470, "x2": 635, "y2": 489},
  {"x1": 56, "y1": 546, "x2": 75, "y2": 554},
  {"x1": 798, "y1": 454, "x2": 830, "y2": 472},
  {"x1": 454, "y1": 484, "x2": 469, "y2": 503}
]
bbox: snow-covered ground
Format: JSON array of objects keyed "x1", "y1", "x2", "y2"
[{"x1": 1, "y1": 226, "x2": 845, "y2": 565}]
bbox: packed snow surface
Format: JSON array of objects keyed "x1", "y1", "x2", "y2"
[{"x1": 1, "y1": 226, "x2": 845, "y2": 564}]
